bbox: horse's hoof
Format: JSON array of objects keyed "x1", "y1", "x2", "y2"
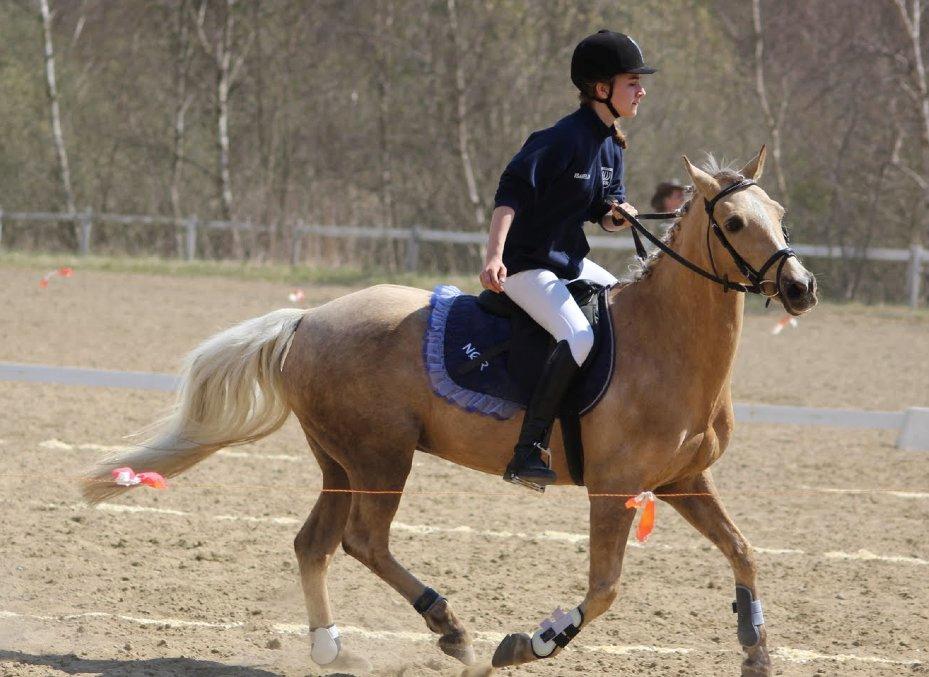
[
  {"x1": 491, "y1": 632, "x2": 535, "y2": 668},
  {"x1": 741, "y1": 650, "x2": 772, "y2": 676},
  {"x1": 460, "y1": 662, "x2": 495, "y2": 676},
  {"x1": 439, "y1": 633, "x2": 475, "y2": 665}
]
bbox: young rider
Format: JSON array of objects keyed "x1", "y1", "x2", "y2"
[{"x1": 480, "y1": 30, "x2": 656, "y2": 489}]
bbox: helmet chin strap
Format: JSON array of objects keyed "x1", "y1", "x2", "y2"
[{"x1": 594, "y1": 80, "x2": 621, "y2": 120}]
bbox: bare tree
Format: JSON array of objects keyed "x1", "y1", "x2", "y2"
[
  {"x1": 890, "y1": 0, "x2": 929, "y2": 247},
  {"x1": 194, "y1": 0, "x2": 252, "y2": 256},
  {"x1": 37, "y1": 0, "x2": 77, "y2": 241},
  {"x1": 446, "y1": 0, "x2": 485, "y2": 226},
  {"x1": 167, "y1": 0, "x2": 195, "y2": 255},
  {"x1": 750, "y1": 0, "x2": 789, "y2": 204},
  {"x1": 375, "y1": 0, "x2": 396, "y2": 230}
]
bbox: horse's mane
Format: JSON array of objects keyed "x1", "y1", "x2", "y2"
[{"x1": 620, "y1": 155, "x2": 744, "y2": 284}]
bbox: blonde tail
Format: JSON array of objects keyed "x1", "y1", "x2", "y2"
[{"x1": 81, "y1": 308, "x2": 306, "y2": 503}]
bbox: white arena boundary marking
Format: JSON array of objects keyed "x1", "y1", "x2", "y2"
[
  {"x1": 0, "y1": 609, "x2": 241, "y2": 630},
  {"x1": 800, "y1": 484, "x2": 929, "y2": 500},
  {"x1": 823, "y1": 549, "x2": 929, "y2": 566},
  {"x1": 4, "y1": 362, "x2": 929, "y2": 450},
  {"x1": 0, "y1": 362, "x2": 179, "y2": 391},
  {"x1": 34, "y1": 438, "x2": 929, "y2": 501},
  {"x1": 38, "y1": 438, "x2": 305, "y2": 463},
  {"x1": 0, "y1": 609, "x2": 919, "y2": 667},
  {"x1": 33, "y1": 501, "x2": 929, "y2": 567},
  {"x1": 770, "y1": 646, "x2": 920, "y2": 667}
]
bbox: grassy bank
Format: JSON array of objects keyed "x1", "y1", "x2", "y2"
[
  {"x1": 2, "y1": 250, "x2": 926, "y2": 320},
  {"x1": 0, "y1": 251, "x2": 481, "y2": 293}
]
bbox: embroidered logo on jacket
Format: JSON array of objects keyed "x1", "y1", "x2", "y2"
[
  {"x1": 600, "y1": 167, "x2": 613, "y2": 187},
  {"x1": 573, "y1": 172, "x2": 590, "y2": 180}
]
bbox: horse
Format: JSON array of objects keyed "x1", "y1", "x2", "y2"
[{"x1": 82, "y1": 147, "x2": 817, "y2": 676}]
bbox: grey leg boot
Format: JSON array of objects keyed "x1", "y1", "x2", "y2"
[{"x1": 503, "y1": 340, "x2": 579, "y2": 492}]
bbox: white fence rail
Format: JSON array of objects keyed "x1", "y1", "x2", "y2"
[
  {"x1": 0, "y1": 209, "x2": 925, "y2": 307},
  {"x1": 1, "y1": 361, "x2": 927, "y2": 451}
]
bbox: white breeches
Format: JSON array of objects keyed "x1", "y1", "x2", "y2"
[{"x1": 502, "y1": 258, "x2": 618, "y2": 366}]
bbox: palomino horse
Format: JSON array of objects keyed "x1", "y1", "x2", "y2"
[{"x1": 82, "y1": 147, "x2": 817, "y2": 675}]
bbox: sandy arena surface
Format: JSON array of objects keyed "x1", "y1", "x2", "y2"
[{"x1": 2, "y1": 265, "x2": 929, "y2": 676}]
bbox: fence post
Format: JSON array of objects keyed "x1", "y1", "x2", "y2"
[
  {"x1": 185, "y1": 216, "x2": 198, "y2": 261},
  {"x1": 79, "y1": 208, "x2": 93, "y2": 256},
  {"x1": 908, "y1": 243, "x2": 923, "y2": 309},
  {"x1": 291, "y1": 220, "x2": 304, "y2": 267},
  {"x1": 0, "y1": 206, "x2": 4, "y2": 251},
  {"x1": 406, "y1": 225, "x2": 421, "y2": 273}
]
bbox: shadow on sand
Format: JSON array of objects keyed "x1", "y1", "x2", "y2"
[{"x1": 0, "y1": 649, "x2": 292, "y2": 676}]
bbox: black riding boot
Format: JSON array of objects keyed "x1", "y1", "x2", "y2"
[{"x1": 504, "y1": 340, "x2": 579, "y2": 492}]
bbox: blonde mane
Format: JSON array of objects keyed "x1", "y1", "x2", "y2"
[{"x1": 621, "y1": 155, "x2": 745, "y2": 283}]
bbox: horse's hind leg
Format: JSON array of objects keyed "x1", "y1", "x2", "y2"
[
  {"x1": 293, "y1": 439, "x2": 369, "y2": 671},
  {"x1": 660, "y1": 471, "x2": 771, "y2": 676},
  {"x1": 492, "y1": 489, "x2": 636, "y2": 668},
  {"x1": 340, "y1": 446, "x2": 475, "y2": 666}
]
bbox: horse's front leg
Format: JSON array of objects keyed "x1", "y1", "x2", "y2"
[
  {"x1": 492, "y1": 492, "x2": 636, "y2": 668},
  {"x1": 660, "y1": 471, "x2": 771, "y2": 676}
]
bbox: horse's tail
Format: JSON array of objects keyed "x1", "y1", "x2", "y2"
[{"x1": 80, "y1": 308, "x2": 306, "y2": 504}]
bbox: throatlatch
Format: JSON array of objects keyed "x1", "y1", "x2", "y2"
[{"x1": 732, "y1": 585, "x2": 765, "y2": 647}]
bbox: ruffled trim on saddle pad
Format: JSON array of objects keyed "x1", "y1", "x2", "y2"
[{"x1": 424, "y1": 285, "x2": 521, "y2": 420}]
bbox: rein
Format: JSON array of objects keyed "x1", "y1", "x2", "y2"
[{"x1": 612, "y1": 179, "x2": 796, "y2": 299}]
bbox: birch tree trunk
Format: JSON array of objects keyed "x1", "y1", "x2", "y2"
[
  {"x1": 38, "y1": 0, "x2": 77, "y2": 244},
  {"x1": 170, "y1": 0, "x2": 194, "y2": 257},
  {"x1": 446, "y1": 0, "x2": 485, "y2": 226},
  {"x1": 891, "y1": 0, "x2": 929, "y2": 249},
  {"x1": 251, "y1": 3, "x2": 280, "y2": 258},
  {"x1": 375, "y1": 0, "x2": 400, "y2": 269},
  {"x1": 196, "y1": 0, "x2": 251, "y2": 258},
  {"x1": 216, "y1": 0, "x2": 239, "y2": 256},
  {"x1": 751, "y1": 0, "x2": 789, "y2": 205}
]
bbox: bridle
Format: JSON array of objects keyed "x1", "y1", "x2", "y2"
[{"x1": 614, "y1": 179, "x2": 797, "y2": 302}]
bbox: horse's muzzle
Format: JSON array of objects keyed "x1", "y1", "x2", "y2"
[{"x1": 780, "y1": 272, "x2": 817, "y2": 315}]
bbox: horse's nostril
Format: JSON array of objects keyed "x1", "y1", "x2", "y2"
[{"x1": 786, "y1": 281, "x2": 806, "y2": 299}]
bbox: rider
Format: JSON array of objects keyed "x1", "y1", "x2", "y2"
[{"x1": 480, "y1": 30, "x2": 656, "y2": 489}]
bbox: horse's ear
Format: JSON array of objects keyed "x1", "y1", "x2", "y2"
[
  {"x1": 682, "y1": 155, "x2": 721, "y2": 199},
  {"x1": 739, "y1": 145, "x2": 767, "y2": 180}
]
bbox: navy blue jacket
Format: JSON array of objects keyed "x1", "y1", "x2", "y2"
[{"x1": 494, "y1": 105, "x2": 626, "y2": 280}]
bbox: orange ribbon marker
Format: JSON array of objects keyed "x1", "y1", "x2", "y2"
[
  {"x1": 770, "y1": 315, "x2": 798, "y2": 335},
  {"x1": 111, "y1": 467, "x2": 168, "y2": 490},
  {"x1": 39, "y1": 267, "x2": 74, "y2": 288},
  {"x1": 625, "y1": 491, "x2": 657, "y2": 543}
]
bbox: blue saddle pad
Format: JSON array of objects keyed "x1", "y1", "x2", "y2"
[{"x1": 423, "y1": 285, "x2": 615, "y2": 419}]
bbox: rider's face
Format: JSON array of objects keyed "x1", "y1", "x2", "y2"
[{"x1": 598, "y1": 74, "x2": 646, "y2": 118}]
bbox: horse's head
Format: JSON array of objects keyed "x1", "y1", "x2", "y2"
[{"x1": 682, "y1": 147, "x2": 817, "y2": 315}]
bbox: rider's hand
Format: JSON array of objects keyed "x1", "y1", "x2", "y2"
[
  {"x1": 608, "y1": 202, "x2": 638, "y2": 230},
  {"x1": 480, "y1": 257, "x2": 507, "y2": 293}
]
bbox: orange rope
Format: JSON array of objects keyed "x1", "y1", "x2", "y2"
[{"x1": 0, "y1": 472, "x2": 925, "y2": 499}]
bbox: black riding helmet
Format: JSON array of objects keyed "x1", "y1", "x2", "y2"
[{"x1": 571, "y1": 30, "x2": 657, "y2": 118}]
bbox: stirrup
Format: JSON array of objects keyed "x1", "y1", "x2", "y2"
[
  {"x1": 505, "y1": 474, "x2": 548, "y2": 493},
  {"x1": 504, "y1": 443, "x2": 553, "y2": 493}
]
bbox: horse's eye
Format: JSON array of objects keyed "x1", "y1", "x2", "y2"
[{"x1": 725, "y1": 216, "x2": 745, "y2": 233}]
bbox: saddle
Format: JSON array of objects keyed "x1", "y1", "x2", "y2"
[
  {"x1": 423, "y1": 281, "x2": 616, "y2": 485},
  {"x1": 472, "y1": 279, "x2": 604, "y2": 394}
]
